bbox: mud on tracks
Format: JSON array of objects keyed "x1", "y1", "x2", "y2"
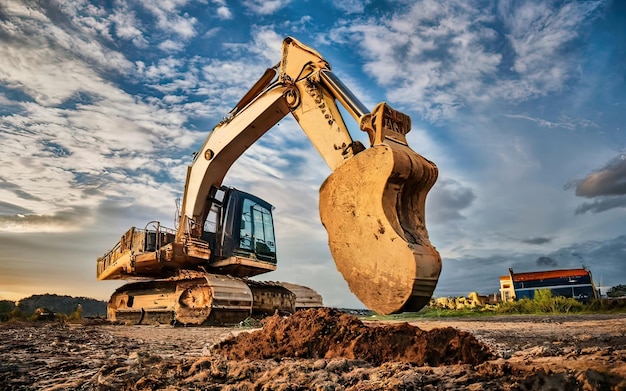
[{"x1": 213, "y1": 307, "x2": 492, "y2": 366}]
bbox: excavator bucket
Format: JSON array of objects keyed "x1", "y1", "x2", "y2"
[{"x1": 319, "y1": 104, "x2": 441, "y2": 315}]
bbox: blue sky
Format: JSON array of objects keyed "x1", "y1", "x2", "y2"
[{"x1": 0, "y1": 0, "x2": 624, "y2": 308}]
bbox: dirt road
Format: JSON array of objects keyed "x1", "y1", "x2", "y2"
[{"x1": 1, "y1": 310, "x2": 624, "y2": 390}]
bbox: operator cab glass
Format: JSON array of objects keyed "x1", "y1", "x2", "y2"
[
  {"x1": 203, "y1": 187, "x2": 278, "y2": 275},
  {"x1": 238, "y1": 198, "x2": 276, "y2": 262},
  {"x1": 206, "y1": 187, "x2": 277, "y2": 266}
]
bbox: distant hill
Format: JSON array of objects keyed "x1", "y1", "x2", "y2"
[{"x1": 16, "y1": 294, "x2": 107, "y2": 317}]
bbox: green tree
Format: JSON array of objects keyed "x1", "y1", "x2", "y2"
[
  {"x1": 533, "y1": 289, "x2": 556, "y2": 313},
  {"x1": 0, "y1": 300, "x2": 16, "y2": 313},
  {"x1": 607, "y1": 285, "x2": 626, "y2": 298},
  {"x1": 496, "y1": 289, "x2": 582, "y2": 314},
  {"x1": 7, "y1": 307, "x2": 26, "y2": 321},
  {"x1": 69, "y1": 304, "x2": 83, "y2": 321}
]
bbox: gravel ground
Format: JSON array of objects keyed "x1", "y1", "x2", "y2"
[{"x1": 0, "y1": 312, "x2": 624, "y2": 390}]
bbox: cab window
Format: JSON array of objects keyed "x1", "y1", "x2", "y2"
[{"x1": 239, "y1": 198, "x2": 276, "y2": 259}]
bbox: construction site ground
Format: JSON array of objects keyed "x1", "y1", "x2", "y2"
[{"x1": 1, "y1": 308, "x2": 624, "y2": 390}]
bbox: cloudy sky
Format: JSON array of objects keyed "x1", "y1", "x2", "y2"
[{"x1": 1, "y1": 0, "x2": 624, "y2": 308}]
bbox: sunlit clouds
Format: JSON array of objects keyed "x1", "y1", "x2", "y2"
[{"x1": 0, "y1": 0, "x2": 624, "y2": 304}]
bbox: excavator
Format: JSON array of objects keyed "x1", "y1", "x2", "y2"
[{"x1": 97, "y1": 37, "x2": 441, "y2": 325}]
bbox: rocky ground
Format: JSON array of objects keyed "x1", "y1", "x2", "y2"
[{"x1": 0, "y1": 308, "x2": 625, "y2": 390}]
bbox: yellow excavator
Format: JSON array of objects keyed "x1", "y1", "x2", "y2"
[{"x1": 97, "y1": 37, "x2": 441, "y2": 325}]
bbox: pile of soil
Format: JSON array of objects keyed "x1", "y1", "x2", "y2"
[{"x1": 213, "y1": 308, "x2": 492, "y2": 366}]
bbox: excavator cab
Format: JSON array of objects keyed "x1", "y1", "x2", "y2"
[{"x1": 202, "y1": 186, "x2": 279, "y2": 277}]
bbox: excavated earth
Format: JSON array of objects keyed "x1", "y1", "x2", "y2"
[
  {"x1": 0, "y1": 308, "x2": 625, "y2": 390},
  {"x1": 212, "y1": 308, "x2": 492, "y2": 366}
]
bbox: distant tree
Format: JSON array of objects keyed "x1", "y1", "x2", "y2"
[
  {"x1": 17, "y1": 294, "x2": 106, "y2": 316},
  {"x1": 534, "y1": 289, "x2": 553, "y2": 302},
  {"x1": 0, "y1": 300, "x2": 16, "y2": 313},
  {"x1": 607, "y1": 285, "x2": 626, "y2": 298},
  {"x1": 69, "y1": 304, "x2": 83, "y2": 321},
  {"x1": 496, "y1": 289, "x2": 582, "y2": 314},
  {"x1": 7, "y1": 307, "x2": 26, "y2": 321}
]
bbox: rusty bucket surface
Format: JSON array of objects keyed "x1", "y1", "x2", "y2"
[{"x1": 319, "y1": 143, "x2": 441, "y2": 315}]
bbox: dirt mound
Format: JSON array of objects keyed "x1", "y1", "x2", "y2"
[{"x1": 213, "y1": 308, "x2": 492, "y2": 366}]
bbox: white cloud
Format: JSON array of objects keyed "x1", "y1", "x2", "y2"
[
  {"x1": 242, "y1": 0, "x2": 291, "y2": 15},
  {"x1": 55, "y1": 0, "x2": 114, "y2": 41},
  {"x1": 281, "y1": 15, "x2": 313, "y2": 33},
  {"x1": 109, "y1": 6, "x2": 148, "y2": 47},
  {"x1": 216, "y1": 6, "x2": 232, "y2": 19},
  {"x1": 0, "y1": 210, "x2": 85, "y2": 233},
  {"x1": 142, "y1": 56, "x2": 186, "y2": 80},
  {"x1": 0, "y1": 52, "x2": 98, "y2": 106},
  {"x1": 332, "y1": 0, "x2": 370, "y2": 15},
  {"x1": 203, "y1": 26, "x2": 221, "y2": 38},
  {"x1": 0, "y1": 1, "x2": 236, "y2": 235},
  {"x1": 222, "y1": 27, "x2": 284, "y2": 63},
  {"x1": 158, "y1": 39, "x2": 185, "y2": 52},
  {"x1": 2, "y1": 1, "x2": 49, "y2": 22},
  {"x1": 0, "y1": 93, "x2": 197, "y2": 230},
  {"x1": 138, "y1": 0, "x2": 198, "y2": 39},
  {"x1": 327, "y1": 0, "x2": 604, "y2": 121},
  {"x1": 328, "y1": 1, "x2": 501, "y2": 121},
  {"x1": 208, "y1": 0, "x2": 233, "y2": 20},
  {"x1": 501, "y1": 2, "x2": 587, "y2": 72},
  {"x1": 0, "y1": 9, "x2": 199, "y2": 233},
  {"x1": 0, "y1": 5, "x2": 133, "y2": 106},
  {"x1": 496, "y1": 0, "x2": 604, "y2": 100},
  {"x1": 505, "y1": 113, "x2": 600, "y2": 131}
]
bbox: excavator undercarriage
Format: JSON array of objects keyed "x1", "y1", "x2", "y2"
[
  {"x1": 97, "y1": 37, "x2": 441, "y2": 325},
  {"x1": 107, "y1": 270, "x2": 321, "y2": 325}
]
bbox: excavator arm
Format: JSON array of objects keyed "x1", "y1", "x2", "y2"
[
  {"x1": 178, "y1": 37, "x2": 441, "y2": 314},
  {"x1": 179, "y1": 38, "x2": 359, "y2": 237}
]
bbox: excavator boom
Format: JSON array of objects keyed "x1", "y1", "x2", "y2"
[{"x1": 98, "y1": 37, "x2": 441, "y2": 319}]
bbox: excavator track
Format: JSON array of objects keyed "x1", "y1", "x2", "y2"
[
  {"x1": 278, "y1": 282, "x2": 324, "y2": 310},
  {"x1": 107, "y1": 270, "x2": 323, "y2": 326}
]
